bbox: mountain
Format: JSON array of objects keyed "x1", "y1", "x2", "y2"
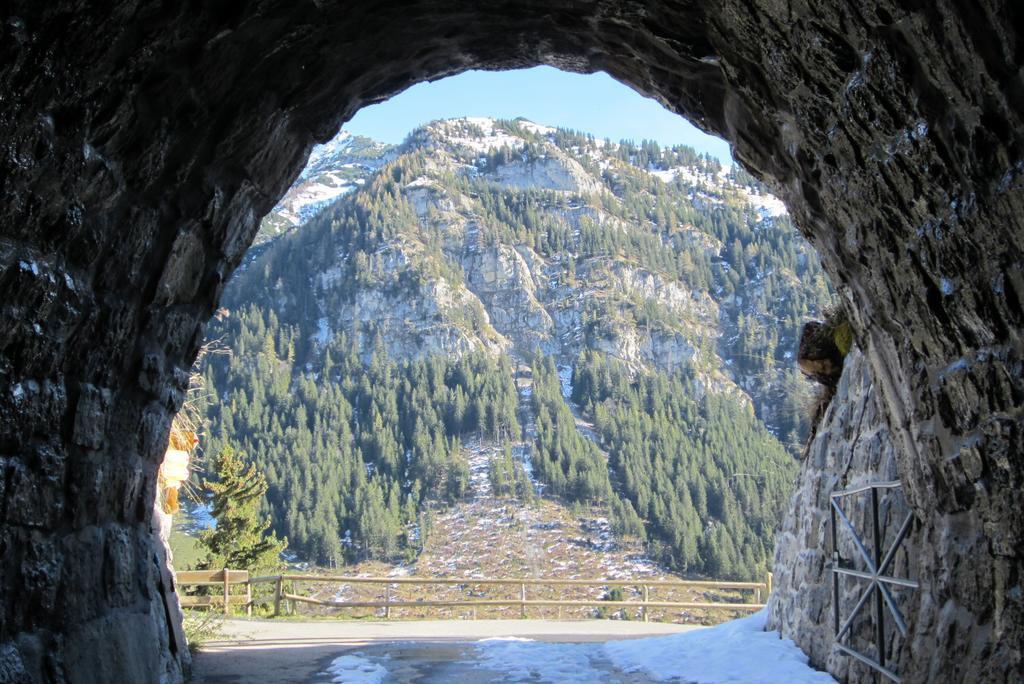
[
  {"x1": 196, "y1": 117, "x2": 832, "y2": 581},
  {"x1": 255, "y1": 131, "x2": 395, "y2": 243}
]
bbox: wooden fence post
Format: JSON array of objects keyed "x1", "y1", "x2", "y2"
[
  {"x1": 291, "y1": 580, "x2": 298, "y2": 615},
  {"x1": 385, "y1": 584, "x2": 391, "y2": 620},
  {"x1": 222, "y1": 568, "x2": 229, "y2": 616},
  {"x1": 520, "y1": 582, "x2": 526, "y2": 619},
  {"x1": 642, "y1": 584, "x2": 649, "y2": 622},
  {"x1": 274, "y1": 576, "x2": 282, "y2": 617},
  {"x1": 766, "y1": 571, "x2": 773, "y2": 599}
]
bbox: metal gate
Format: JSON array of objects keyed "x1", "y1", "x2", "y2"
[{"x1": 830, "y1": 481, "x2": 917, "y2": 683}]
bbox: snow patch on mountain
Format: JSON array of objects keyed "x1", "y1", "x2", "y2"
[
  {"x1": 741, "y1": 189, "x2": 787, "y2": 219},
  {"x1": 516, "y1": 119, "x2": 557, "y2": 136},
  {"x1": 301, "y1": 131, "x2": 355, "y2": 181}
]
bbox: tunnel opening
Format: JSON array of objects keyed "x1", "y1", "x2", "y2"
[{"x1": 165, "y1": 67, "x2": 836, "y2": 599}]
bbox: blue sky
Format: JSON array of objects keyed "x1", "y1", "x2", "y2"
[{"x1": 345, "y1": 67, "x2": 732, "y2": 162}]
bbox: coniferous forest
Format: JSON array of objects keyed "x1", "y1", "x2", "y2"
[{"x1": 196, "y1": 118, "x2": 831, "y2": 579}]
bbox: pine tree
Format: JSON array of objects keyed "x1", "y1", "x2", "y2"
[{"x1": 199, "y1": 447, "x2": 288, "y2": 573}]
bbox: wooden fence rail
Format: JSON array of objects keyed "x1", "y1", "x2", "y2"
[
  {"x1": 175, "y1": 569, "x2": 252, "y2": 616},
  {"x1": 175, "y1": 571, "x2": 773, "y2": 623}
]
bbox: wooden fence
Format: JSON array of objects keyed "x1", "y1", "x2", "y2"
[
  {"x1": 175, "y1": 571, "x2": 772, "y2": 622},
  {"x1": 175, "y1": 569, "x2": 252, "y2": 616}
]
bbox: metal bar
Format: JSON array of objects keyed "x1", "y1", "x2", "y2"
[
  {"x1": 834, "y1": 643, "x2": 901, "y2": 683},
  {"x1": 832, "y1": 501, "x2": 840, "y2": 635},
  {"x1": 877, "y1": 513, "x2": 915, "y2": 576},
  {"x1": 872, "y1": 487, "x2": 885, "y2": 668},
  {"x1": 878, "y1": 581, "x2": 910, "y2": 637},
  {"x1": 830, "y1": 481, "x2": 903, "y2": 497},
  {"x1": 829, "y1": 481, "x2": 916, "y2": 681},
  {"x1": 836, "y1": 583, "x2": 876, "y2": 641},
  {"x1": 831, "y1": 498, "x2": 878, "y2": 572},
  {"x1": 831, "y1": 566, "x2": 919, "y2": 589}
]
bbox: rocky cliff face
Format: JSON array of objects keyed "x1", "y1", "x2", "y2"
[
  {"x1": 227, "y1": 117, "x2": 821, "y2": 428},
  {"x1": 1, "y1": 2, "x2": 1022, "y2": 683}
]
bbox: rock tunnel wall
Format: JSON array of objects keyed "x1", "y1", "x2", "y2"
[
  {"x1": 769, "y1": 349, "x2": 917, "y2": 682},
  {"x1": 1, "y1": 1, "x2": 1022, "y2": 682}
]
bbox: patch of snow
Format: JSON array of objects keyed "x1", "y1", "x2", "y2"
[
  {"x1": 604, "y1": 609, "x2": 836, "y2": 683},
  {"x1": 517, "y1": 119, "x2": 556, "y2": 136},
  {"x1": 442, "y1": 117, "x2": 526, "y2": 154},
  {"x1": 650, "y1": 165, "x2": 717, "y2": 188},
  {"x1": 312, "y1": 317, "x2": 332, "y2": 345},
  {"x1": 471, "y1": 639, "x2": 604, "y2": 683},
  {"x1": 405, "y1": 176, "x2": 434, "y2": 190},
  {"x1": 743, "y1": 190, "x2": 787, "y2": 219},
  {"x1": 279, "y1": 182, "x2": 358, "y2": 226},
  {"x1": 324, "y1": 654, "x2": 389, "y2": 684},
  {"x1": 300, "y1": 131, "x2": 354, "y2": 181},
  {"x1": 464, "y1": 617, "x2": 833, "y2": 683},
  {"x1": 649, "y1": 168, "x2": 679, "y2": 183},
  {"x1": 479, "y1": 636, "x2": 534, "y2": 642},
  {"x1": 557, "y1": 365, "x2": 573, "y2": 399}
]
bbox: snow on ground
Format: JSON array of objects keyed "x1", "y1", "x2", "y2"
[
  {"x1": 324, "y1": 654, "x2": 389, "y2": 684},
  {"x1": 648, "y1": 168, "x2": 677, "y2": 183},
  {"x1": 649, "y1": 165, "x2": 718, "y2": 188},
  {"x1": 471, "y1": 638, "x2": 607, "y2": 683},
  {"x1": 277, "y1": 182, "x2": 358, "y2": 226},
  {"x1": 741, "y1": 189, "x2": 787, "y2": 219},
  {"x1": 312, "y1": 317, "x2": 332, "y2": 345},
  {"x1": 648, "y1": 165, "x2": 788, "y2": 221},
  {"x1": 301, "y1": 131, "x2": 354, "y2": 181},
  {"x1": 464, "y1": 438, "x2": 496, "y2": 498},
  {"x1": 443, "y1": 117, "x2": 526, "y2": 154},
  {"x1": 605, "y1": 610, "x2": 835, "y2": 683},
  {"x1": 323, "y1": 612, "x2": 835, "y2": 683},
  {"x1": 557, "y1": 364, "x2": 573, "y2": 399},
  {"x1": 516, "y1": 119, "x2": 556, "y2": 136}
]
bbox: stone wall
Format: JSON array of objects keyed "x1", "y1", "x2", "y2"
[
  {"x1": 769, "y1": 349, "x2": 916, "y2": 681},
  {"x1": 1, "y1": 2, "x2": 1022, "y2": 682}
]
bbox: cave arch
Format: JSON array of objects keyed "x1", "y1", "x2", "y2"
[{"x1": 1, "y1": 2, "x2": 1021, "y2": 682}]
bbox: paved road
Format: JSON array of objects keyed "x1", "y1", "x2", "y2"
[{"x1": 191, "y1": 619, "x2": 701, "y2": 683}]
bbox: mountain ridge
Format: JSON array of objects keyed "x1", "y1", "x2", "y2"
[{"x1": 197, "y1": 116, "x2": 831, "y2": 580}]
